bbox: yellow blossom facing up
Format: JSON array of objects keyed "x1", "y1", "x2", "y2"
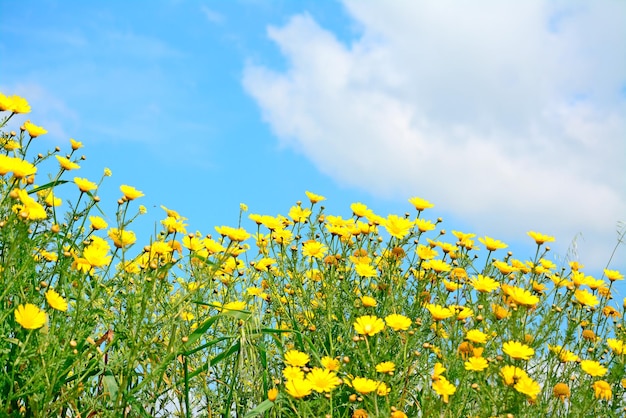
[
  {"x1": 55, "y1": 155, "x2": 80, "y2": 171},
  {"x1": 321, "y1": 356, "x2": 341, "y2": 371},
  {"x1": 466, "y1": 329, "x2": 489, "y2": 344},
  {"x1": 360, "y1": 296, "x2": 377, "y2": 307},
  {"x1": 478, "y1": 236, "x2": 508, "y2": 251},
  {"x1": 470, "y1": 275, "x2": 500, "y2": 293},
  {"x1": 500, "y1": 365, "x2": 528, "y2": 386},
  {"x1": 14, "y1": 303, "x2": 47, "y2": 330},
  {"x1": 505, "y1": 285, "x2": 540, "y2": 307},
  {"x1": 527, "y1": 231, "x2": 555, "y2": 245},
  {"x1": 288, "y1": 205, "x2": 311, "y2": 223},
  {"x1": 107, "y1": 228, "x2": 137, "y2": 249},
  {"x1": 390, "y1": 411, "x2": 407, "y2": 418},
  {"x1": 574, "y1": 289, "x2": 599, "y2": 307},
  {"x1": 355, "y1": 263, "x2": 377, "y2": 278},
  {"x1": 514, "y1": 376, "x2": 541, "y2": 400},
  {"x1": 74, "y1": 177, "x2": 97, "y2": 193},
  {"x1": 408, "y1": 196, "x2": 434, "y2": 211},
  {"x1": 284, "y1": 349, "x2": 310, "y2": 367},
  {"x1": 22, "y1": 120, "x2": 48, "y2": 137},
  {"x1": 580, "y1": 359, "x2": 607, "y2": 377},
  {"x1": 375, "y1": 361, "x2": 395, "y2": 374},
  {"x1": 354, "y1": 315, "x2": 385, "y2": 336},
  {"x1": 603, "y1": 269, "x2": 623, "y2": 282},
  {"x1": 302, "y1": 240, "x2": 327, "y2": 259},
  {"x1": 283, "y1": 365, "x2": 304, "y2": 381},
  {"x1": 431, "y1": 376, "x2": 456, "y2": 403},
  {"x1": 351, "y1": 377, "x2": 379, "y2": 394},
  {"x1": 45, "y1": 289, "x2": 68, "y2": 312},
  {"x1": 426, "y1": 304, "x2": 454, "y2": 321},
  {"x1": 503, "y1": 341, "x2": 534, "y2": 360},
  {"x1": 384, "y1": 314, "x2": 412, "y2": 331},
  {"x1": 305, "y1": 190, "x2": 325, "y2": 204},
  {"x1": 285, "y1": 377, "x2": 313, "y2": 398},
  {"x1": 592, "y1": 380, "x2": 612, "y2": 400},
  {"x1": 306, "y1": 367, "x2": 341, "y2": 393},
  {"x1": 607, "y1": 338, "x2": 624, "y2": 355},
  {"x1": 120, "y1": 184, "x2": 144, "y2": 200},
  {"x1": 464, "y1": 356, "x2": 488, "y2": 372},
  {"x1": 383, "y1": 214, "x2": 414, "y2": 239}
]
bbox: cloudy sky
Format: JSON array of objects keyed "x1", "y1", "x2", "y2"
[{"x1": 1, "y1": 0, "x2": 624, "y2": 287}]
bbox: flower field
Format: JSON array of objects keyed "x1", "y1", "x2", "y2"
[{"x1": 1, "y1": 92, "x2": 625, "y2": 417}]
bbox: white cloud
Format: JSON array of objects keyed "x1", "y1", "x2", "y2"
[{"x1": 242, "y1": 0, "x2": 626, "y2": 270}]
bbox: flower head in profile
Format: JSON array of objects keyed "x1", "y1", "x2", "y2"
[
  {"x1": 0, "y1": 93, "x2": 31, "y2": 113},
  {"x1": 408, "y1": 197, "x2": 434, "y2": 211},
  {"x1": 215, "y1": 225, "x2": 250, "y2": 242},
  {"x1": 574, "y1": 289, "x2": 599, "y2": 307},
  {"x1": 15, "y1": 303, "x2": 47, "y2": 329},
  {"x1": 354, "y1": 315, "x2": 385, "y2": 336},
  {"x1": 55, "y1": 155, "x2": 80, "y2": 171},
  {"x1": 351, "y1": 377, "x2": 379, "y2": 394},
  {"x1": 22, "y1": 120, "x2": 47, "y2": 137},
  {"x1": 108, "y1": 228, "x2": 137, "y2": 248},
  {"x1": 120, "y1": 185, "x2": 144, "y2": 200},
  {"x1": 592, "y1": 380, "x2": 612, "y2": 400},
  {"x1": 464, "y1": 356, "x2": 488, "y2": 371},
  {"x1": 527, "y1": 231, "x2": 555, "y2": 245},
  {"x1": 375, "y1": 361, "x2": 396, "y2": 374},
  {"x1": 553, "y1": 383, "x2": 570, "y2": 402},
  {"x1": 426, "y1": 304, "x2": 454, "y2": 321},
  {"x1": 74, "y1": 177, "x2": 97, "y2": 193},
  {"x1": 478, "y1": 236, "x2": 508, "y2": 251},
  {"x1": 604, "y1": 269, "x2": 623, "y2": 282},
  {"x1": 45, "y1": 289, "x2": 68, "y2": 312},
  {"x1": 360, "y1": 296, "x2": 377, "y2": 307},
  {"x1": 305, "y1": 191, "x2": 325, "y2": 204}
]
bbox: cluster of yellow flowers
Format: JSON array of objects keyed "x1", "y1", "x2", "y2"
[{"x1": 2, "y1": 92, "x2": 625, "y2": 417}]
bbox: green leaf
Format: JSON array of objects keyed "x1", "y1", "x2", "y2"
[
  {"x1": 27, "y1": 180, "x2": 69, "y2": 194},
  {"x1": 244, "y1": 400, "x2": 274, "y2": 418}
]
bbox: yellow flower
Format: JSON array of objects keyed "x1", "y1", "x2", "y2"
[
  {"x1": 471, "y1": 275, "x2": 500, "y2": 293},
  {"x1": 375, "y1": 361, "x2": 396, "y2": 373},
  {"x1": 414, "y1": 218, "x2": 436, "y2": 232},
  {"x1": 305, "y1": 190, "x2": 325, "y2": 203},
  {"x1": 376, "y1": 382, "x2": 390, "y2": 396},
  {"x1": 22, "y1": 120, "x2": 47, "y2": 137},
  {"x1": 514, "y1": 376, "x2": 541, "y2": 400},
  {"x1": 431, "y1": 376, "x2": 456, "y2": 403},
  {"x1": 527, "y1": 231, "x2": 555, "y2": 245},
  {"x1": 288, "y1": 205, "x2": 311, "y2": 223},
  {"x1": 180, "y1": 311, "x2": 194, "y2": 321},
  {"x1": 432, "y1": 362, "x2": 446, "y2": 381},
  {"x1": 120, "y1": 184, "x2": 144, "y2": 200},
  {"x1": 354, "y1": 315, "x2": 385, "y2": 336},
  {"x1": 574, "y1": 289, "x2": 599, "y2": 307},
  {"x1": 302, "y1": 240, "x2": 327, "y2": 259},
  {"x1": 284, "y1": 349, "x2": 310, "y2": 367},
  {"x1": 108, "y1": 228, "x2": 136, "y2": 248},
  {"x1": 355, "y1": 263, "x2": 377, "y2": 278},
  {"x1": 0, "y1": 156, "x2": 37, "y2": 178},
  {"x1": 267, "y1": 388, "x2": 278, "y2": 401},
  {"x1": 306, "y1": 367, "x2": 341, "y2": 392},
  {"x1": 553, "y1": 383, "x2": 570, "y2": 402},
  {"x1": 88, "y1": 217, "x2": 108, "y2": 232},
  {"x1": 55, "y1": 155, "x2": 80, "y2": 170},
  {"x1": 416, "y1": 245, "x2": 438, "y2": 260},
  {"x1": 384, "y1": 314, "x2": 412, "y2": 331},
  {"x1": 592, "y1": 380, "x2": 612, "y2": 400},
  {"x1": 351, "y1": 202, "x2": 372, "y2": 218},
  {"x1": 360, "y1": 296, "x2": 377, "y2": 307},
  {"x1": 503, "y1": 341, "x2": 534, "y2": 360},
  {"x1": 383, "y1": 214, "x2": 414, "y2": 239},
  {"x1": 423, "y1": 259, "x2": 452, "y2": 273},
  {"x1": 14, "y1": 303, "x2": 47, "y2": 329},
  {"x1": 426, "y1": 304, "x2": 454, "y2": 321},
  {"x1": 604, "y1": 269, "x2": 623, "y2": 282},
  {"x1": 83, "y1": 237, "x2": 112, "y2": 268},
  {"x1": 408, "y1": 196, "x2": 434, "y2": 211},
  {"x1": 321, "y1": 356, "x2": 341, "y2": 371},
  {"x1": 215, "y1": 225, "x2": 250, "y2": 242},
  {"x1": 607, "y1": 338, "x2": 625, "y2": 355},
  {"x1": 284, "y1": 377, "x2": 313, "y2": 398},
  {"x1": 505, "y1": 286, "x2": 539, "y2": 307},
  {"x1": 45, "y1": 289, "x2": 68, "y2": 312},
  {"x1": 351, "y1": 377, "x2": 379, "y2": 394},
  {"x1": 391, "y1": 412, "x2": 407, "y2": 418},
  {"x1": 478, "y1": 236, "x2": 508, "y2": 251},
  {"x1": 283, "y1": 365, "x2": 304, "y2": 381},
  {"x1": 74, "y1": 177, "x2": 97, "y2": 193},
  {"x1": 0, "y1": 93, "x2": 31, "y2": 113},
  {"x1": 500, "y1": 365, "x2": 528, "y2": 386},
  {"x1": 464, "y1": 356, "x2": 488, "y2": 371},
  {"x1": 580, "y1": 359, "x2": 607, "y2": 377},
  {"x1": 466, "y1": 329, "x2": 489, "y2": 344},
  {"x1": 69, "y1": 138, "x2": 83, "y2": 150}
]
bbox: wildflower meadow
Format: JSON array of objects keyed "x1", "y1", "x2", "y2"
[{"x1": 0, "y1": 92, "x2": 625, "y2": 417}]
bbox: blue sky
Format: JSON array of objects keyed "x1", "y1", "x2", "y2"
[{"x1": 1, "y1": 1, "x2": 625, "y2": 292}]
